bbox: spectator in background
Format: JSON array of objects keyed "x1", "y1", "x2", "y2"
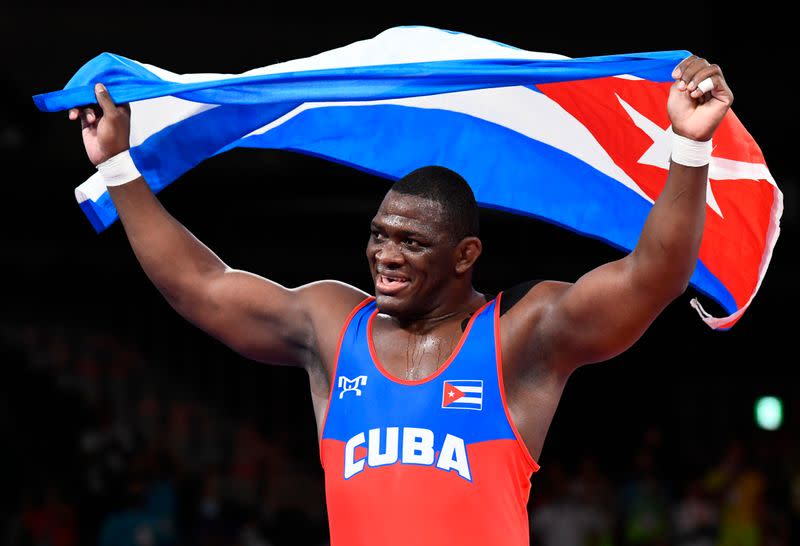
[
  {"x1": 532, "y1": 462, "x2": 608, "y2": 546},
  {"x1": 571, "y1": 455, "x2": 615, "y2": 541},
  {"x1": 190, "y1": 472, "x2": 228, "y2": 545},
  {"x1": 672, "y1": 479, "x2": 719, "y2": 546},
  {"x1": 619, "y1": 448, "x2": 670, "y2": 546},
  {"x1": 80, "y1": 399, "x2": 136, "y2": 499},
  {"x1": 99, "y1": 469, "x2": 175, "y2": 546},
  {"x1": 229, "y1": 422, "x2": 280, "y2": 509},
  {"x1": 760, "y1": 439, "x2": 791, "y2": 546},
  {"x1": 791, "y1": 465, "x2": 800, "y2": 545},
  {"x1": 135, "y1": 394, "x2": 162, "y2": 451},
  {"x1": 188, "y1": 406, "x2": 228, "y2": 476},
  {"x1": 239, "y1": 510, "x2": 273, "y2": 546},
  {"x1": 704, "y1": 442, "x2": 765, "y2": 546},
  {"x1": 143, "y1": 452, "x2": 177, "y2": 546},
  {"x1": 791, "y1": 407, "x2": 800, "y2": 545},
  {"x1": 164, "y1": 400, "x2": 195, "y2": 472},
  {"x1": 21, "y1": 487, "x2": 77, "y2": 546}
]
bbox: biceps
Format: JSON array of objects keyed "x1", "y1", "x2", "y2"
[
  {"x1": 195, "y1": 269, "x2": 311, "y2": 366},
  {"x1": 545, "y1": 257, "x2": 673, "y2": 366}
]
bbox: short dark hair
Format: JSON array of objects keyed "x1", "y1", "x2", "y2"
[{"x1": 391, "y1": 166, "x2": 479, "y2": 241}]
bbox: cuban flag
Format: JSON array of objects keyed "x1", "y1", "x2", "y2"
[
  {"x1": 442, "y1": 380, "x2": 484, "y2": 411},
  {"x1": 32, "y1": 26, "x2": 782, "y2": 330}
]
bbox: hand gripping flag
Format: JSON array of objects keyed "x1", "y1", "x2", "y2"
[{"x1": 33, "y1": 26, "x2": 782, "y2": 330}]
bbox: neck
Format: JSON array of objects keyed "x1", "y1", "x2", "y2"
[{"x1": 390, "y1": 286, "x2": 486, "y2": 333}]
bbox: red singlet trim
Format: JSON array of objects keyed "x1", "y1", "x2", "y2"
[
  {"x1": 318, "y1": 296, "x2": 375, "y2": 468},
  {"x1": 366, "y1": 298, "x2": 494, "y2": 386},
  {"x1": 494, "y1": 291, "x2": 541, "y2": 473}
]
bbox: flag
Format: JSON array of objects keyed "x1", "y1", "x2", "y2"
[
  {"x1": 442, "y1": 380, "x2": 484, "y2": 410},
  {"x1": 32, "y1": 25, "x2": 782, "y2": 330}
]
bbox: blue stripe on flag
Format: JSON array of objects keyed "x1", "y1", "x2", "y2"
[{"x1": 33, "y1": 50, "x2": 690, "y2": 113}]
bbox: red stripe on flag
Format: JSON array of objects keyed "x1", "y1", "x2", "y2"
[{"x1": 442, "y1": 383, "x2": 466, "y2": 407}]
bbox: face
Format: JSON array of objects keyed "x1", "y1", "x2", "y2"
[{"x1": 366, "y1": 191, "x2": 461, "y2": 318}]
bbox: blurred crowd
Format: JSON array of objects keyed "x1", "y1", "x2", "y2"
[
  {"x1": 1, "y1": 321, "x2": 327, "y2": 546},
  {"x1": 1, "y1": 320, "x2": 798, "y2": 546},
  {"x1": 529, "y1": 430, "x2": 798, "y2": 546}
]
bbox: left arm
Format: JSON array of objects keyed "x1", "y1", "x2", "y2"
[{"x1": 537, "y1": 55, "x2": 734, "y2": 369}]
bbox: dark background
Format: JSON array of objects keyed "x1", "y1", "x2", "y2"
[{"x1": 1, "y1": 2, "x2": 796, "y2": 545}]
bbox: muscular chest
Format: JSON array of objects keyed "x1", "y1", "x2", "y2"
[{"x1": 370, "y1": 317, "x2": 466, "y2": 381}]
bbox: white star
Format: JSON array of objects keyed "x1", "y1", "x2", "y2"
[
  {"x1": 615, "y1": 94, "x2": 724, "y2": 218},
  {"x1": 449, "y1": 390, "x2": 455, "y2": 398}
]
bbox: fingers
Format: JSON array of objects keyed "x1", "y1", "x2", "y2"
[
  {"x1": 68, "y1": 106, "x2": 96, "y2": 123},
  {"x1": 67, "y1": 83, "x2": 132, "y2": 142},
  {"x1": 94, "y1": 83, "x2": 118, "y2": 115},
  {"x1": 672, "y1": 55, "x2": 709, "y2": 81},
  {"x1": 676, "y1": 56, "x2": 711, "y2": 91},
  {"x1": 69, "y1": 105, "x2": 101, "y2": 130},
  {"x1": 671, "y1": 55, "x2": 731, "y2": 105},
  {"x1": 686, "y1": 66, "x2": 722, "y2": 99},
  {"x1": 69, "y1": 82, "x2": 126, "y2": 125},
  {"x1": 672, "y1": 55, "x2": 697, "y2": 80},
  {"x1": 83, "y1": 107, "x2": 97, "y2": 125}
]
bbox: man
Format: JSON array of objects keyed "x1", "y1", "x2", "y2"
[{"x1": 69, "y1": 54, "x2": 732, "y2": 545}]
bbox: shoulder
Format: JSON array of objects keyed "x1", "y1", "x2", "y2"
[
  {"x1": 295, "y1": 280, "x2": 371, "y2": 362},
  {"x1": 296, "y1": 279, "x2": 370, "y2": 304},
  {"x1": 296, "y1": 280, "x2": 371, "y2": 328},
  {"x1": 498, "y1": 279, "x2": 570, "y2": 321}
]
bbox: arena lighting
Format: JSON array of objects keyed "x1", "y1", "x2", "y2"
[{"x1": 754, "y1": 396, "x2": 783, "y2": 431}]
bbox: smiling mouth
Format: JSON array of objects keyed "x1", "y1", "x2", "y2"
[{"x1": 376, "y1": 274, "x2": 410, "y2": 295}]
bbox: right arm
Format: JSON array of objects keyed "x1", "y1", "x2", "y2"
[{"x1": 72, "y1": 84, "x2": 367, "y2": 368}]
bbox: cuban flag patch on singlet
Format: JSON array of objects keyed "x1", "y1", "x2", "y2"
[{"x1": 442, "y1": 380, "x2": 484, "y2": 410}]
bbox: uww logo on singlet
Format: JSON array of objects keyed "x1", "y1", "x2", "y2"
[{"x1": 343, "y1": 427, "x2": 471, "y2": 481}]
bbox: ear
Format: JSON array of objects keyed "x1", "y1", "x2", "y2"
[{"x1": 454, "y1": 236, "x2": 482, "y2": 275}]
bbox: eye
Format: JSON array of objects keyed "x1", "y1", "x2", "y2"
[
  {"x1": 403, "y1": 238, "x2": 422, "y2": 248},
  {"x1": 371, "y1": 229, "x2": 385, "y2": 241}
]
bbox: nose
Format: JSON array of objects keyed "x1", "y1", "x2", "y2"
[{"x1": 375, "y1": 240, "x2": 404, "y2": 267}]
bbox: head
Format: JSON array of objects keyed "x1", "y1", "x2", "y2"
[{"x1": 366, "y1": 166, "x2": 482, "y2": 318}]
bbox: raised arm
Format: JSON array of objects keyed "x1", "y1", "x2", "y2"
[
  {"x1": 70, "y1": 84, "x2": 367, "y2": 367},
  {"x1": 532, "y1": 56, "x2": 733, "y2": 370}
]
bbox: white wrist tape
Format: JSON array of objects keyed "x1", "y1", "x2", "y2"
[
  {"x1": 671, "y1": 132, "x2": 712, "y2": 167},
  {"x1": 97, "y1": 150, "x2": 141, "y2": 187}
]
